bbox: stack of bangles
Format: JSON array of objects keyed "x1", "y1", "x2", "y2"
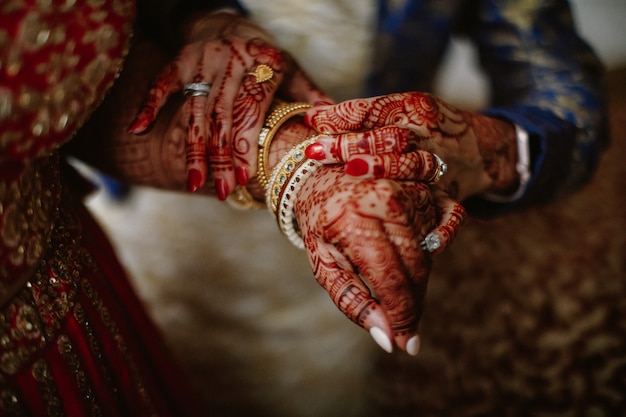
[
  {"x1": 229, "y1": 101, "x2": 449, "y2": 251},
  {"x1": 228, "y1": 102, "x2": 318, "y2": 249}
]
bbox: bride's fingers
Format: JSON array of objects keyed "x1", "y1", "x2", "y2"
[
  {"x1": 229, "y1": 59, "x2": 286, "y2": 185},
  {"x1": 305, "y1": 126, "x2": 415, "y2": 164},
  {"x1": 128, "y1": 62, "x2": 181, "y2": 134},
  {"x1": 339, "y1": 150, "x2": 441, "y2": 182},
  {"x1": 326, "y1": 212, "x2": 421, "y2": 355},
  {"x1": 420, "y1": 188, "x2": 466, "y2": 255},
  {"x1": 304, "y1": 98, "x2": 374, "y2": 133},
  {"x1": 183, "y1": 85, "x2": 211, "y2": 192},
  {"x1": 307, "y1": 242, "x2": 395, "y2": 354}
]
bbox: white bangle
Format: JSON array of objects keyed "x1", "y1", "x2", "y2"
[
  {"x1": 275, "y1": 159, "x2": 321, "y2": 249},
  {"x1": 484, "y1": 123, "x2": 531, "y2": 202},
  {"x1": 265, "y1": 136, "x2": 318, "y2": 214}
]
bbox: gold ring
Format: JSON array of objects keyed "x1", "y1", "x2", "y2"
[
  {"x1": 426, "y1": 153, "x2": 447, "y2": 184},
  {"x1": 248, "y1": 64, "x2": 274, "y2": 83}
]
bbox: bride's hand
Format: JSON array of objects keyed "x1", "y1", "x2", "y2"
[
  {"x1": 303, "y1": 92, "x2": 520, "y2": 201},
  {"x1": 128, "y1": 12, "x2": 332, "y2": 199},
  {"x1": 294, "y1": 167, "x2": 465, "y2": 355}
]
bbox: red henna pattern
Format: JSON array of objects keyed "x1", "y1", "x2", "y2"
[
  {"x1": 295, "y1": 168, "x2": 438, "y2": 339},
  {"x1": 129, "y1": 62, "x2": 181, "y2": 133}
]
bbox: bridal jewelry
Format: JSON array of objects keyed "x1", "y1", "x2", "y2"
[
  {"x1": 256, "y1": 102, "x2": 312, "y2": 192},
  {"x1": 426, "y1": 153, "x2": 447, "y2": 184},
  {"x1": 420, "y1": 232, "x2": 441, "y2": 252},
  {"x1": 248, "y1": 64, "x2": 274, "y2": 83},
  {"x1": 183, "y1": 81, "x2": 211, "y2": 97}
]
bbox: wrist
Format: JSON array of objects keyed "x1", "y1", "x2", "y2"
[
  {"x1": 246, "y1": 108, "x2": 316, "y2": 202},
  {"x1": 440, "y1": 115, "x2": 520, "y2": 201}
]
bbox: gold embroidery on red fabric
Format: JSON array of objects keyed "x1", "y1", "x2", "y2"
[
  {"x1": 80, "y1": 278, "x2": 158, "y2": 416},
  {"x1": 0, "y1": 0, "x2": 135, "y2": 163},
  {"x1": 0, "y1": 387, "x2": 28, "y2": 416},
  {"x1": 0, "y1": 186, "x2": 78, "y2": 380},
  {"x1": 0, "y1": 156, "x2": 60, "y2": 290},
  {"x1": 73, "y1": 303, "x2": 121, "y2": 408},
  {"x1": 32, "y1": 359, "x2": 63, "y2": 417},
  {"x1": 57, "y1": 334, "x2": 103, "y2": 417}
]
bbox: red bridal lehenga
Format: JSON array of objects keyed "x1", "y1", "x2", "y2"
[{"x1": 0, "y1": 2, "x2": 198, "y2": 415}]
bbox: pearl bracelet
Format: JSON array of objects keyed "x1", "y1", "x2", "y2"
[{"x1": 275, "y1": 158, "x2": 321, "y2": 249}]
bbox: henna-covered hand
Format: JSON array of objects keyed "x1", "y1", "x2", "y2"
[
  {"x1": 294, "y1": 167, "x2": 465, "y2": 355},
  {"x1": 128, "y1": 12, "x2": 332, "y2": 199},
  {"x1": 303, "y1": 92, "x2": 520, "y2": 201}
]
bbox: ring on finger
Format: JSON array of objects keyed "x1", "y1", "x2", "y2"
[
  {"x1": 420, "y1": 232, "x2": 441, "y2": 253},
  {"x1": 247, "y1": 64, "x2": 274, "y2": 83},
  {"x1": 426, "y1": 153, "x2": 447, "y2": 184},
  {"x1": 184, "y1": 82, "x2": 211, "y2": 97}
]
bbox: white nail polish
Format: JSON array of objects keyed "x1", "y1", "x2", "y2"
[
  {"x1": 406, "y1": 335, "x2": 421, "y2": 356},
  {"x1": 369, "y1": 327, "x2": 393, "y2": 353}
]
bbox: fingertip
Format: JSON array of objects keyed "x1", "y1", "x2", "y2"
[
  {"x1": 345, "y1": 158, "x2": 370, "y2": 177},
  {"x1": 305, "y1": 142, "x2": 326, "y2": 161},
  {"x1": 214, "y1": 178, "x2": 230, "y2": 201},
  {"x1": 235, "y1": 166, "x2": 249, "y2": 186},
  {"x1": 127, "y1": 120, "x2": 144, "y2": 135},
  {"x1": 406, "y1": 334, "x2": 421, "y2": 356},
  {"x1": 369, "y1": 326, "x2": 393, "y2": 353},
  {"x1": 187, "y1": 168, "x2": 203, "y2": 193}
]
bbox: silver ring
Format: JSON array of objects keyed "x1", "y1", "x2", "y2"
[
  {"x1": 183, "y1": 82, "x2": 211, "y2": 97},
  {"x1": 420, "y1": 232, "x2": 441, "y2": 253}
]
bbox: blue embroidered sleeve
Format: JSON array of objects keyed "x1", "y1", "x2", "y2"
[{"x1": 463, "y1": 0, "x2": 608, "y2": 216}]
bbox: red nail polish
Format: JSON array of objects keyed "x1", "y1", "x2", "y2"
[
  {"x1": 236, "y1": 166, "x2": 249, "y2": 186},
  {"x1": 187, "y1": 168, "x2": 203, "y2": 192},
  {"x1": 305, "y1": 143, "x2": 326, "y2": 160},
  {"x1": 346, "y1": 158, "x2": 370, "y2": 177},
  {"x1": 215, "y1": 178, "x2": 229, "y2": 201}
]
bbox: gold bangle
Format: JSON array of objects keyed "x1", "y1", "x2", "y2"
[{"x1": 256, "y1": 102, "x2": 312, "y2": 192}]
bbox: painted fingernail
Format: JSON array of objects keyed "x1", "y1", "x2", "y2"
[
  {"x1": 406, "y1": 335, "x2": 421, "y2": 356},
  {"x1": 369, "y1": 327, "x2": 393, "y2": 353},
  {"x1": 187, "y1": 168, "x2": 203, "y2": 192},
  {"x1": 305, "y1": 143, "x2": 326, "y2": 160},
  {"x1": 215, "y1": 178, "x2": 229, "y2": 201},
  {"x1": 345, "y1": 158, "x2": 370, "y2": 177},
  {"x1": 127, "y1": 120, "x2": 142, "y2": 134},
  {"x1": 236, "y1": 166, "x2": 249, "y2": 186}
]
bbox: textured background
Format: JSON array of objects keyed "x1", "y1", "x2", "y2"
[{"x1": 87, "y1": 1, "x2": 626, "y2": 416}]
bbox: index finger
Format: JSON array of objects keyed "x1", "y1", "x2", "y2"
[{"x1": 128, "y1": 62, "x2": 182, "y2": 134}]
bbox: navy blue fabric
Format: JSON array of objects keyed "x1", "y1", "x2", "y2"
[{"x1": 370, "y1": 0, "x2": 607, "y2": 217}]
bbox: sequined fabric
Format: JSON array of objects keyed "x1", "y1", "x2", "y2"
[
  {"x1": 1, "y1": 1, "x2": 200, "y2": 415},
  {"x1": 0, "y1": 0, "x2": 134, "y2": 174}
]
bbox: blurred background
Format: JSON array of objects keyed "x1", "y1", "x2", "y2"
[{"x1": 87, "y1": 1, "x2": 626, "y2": 416}]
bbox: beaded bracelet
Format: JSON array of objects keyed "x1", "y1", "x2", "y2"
[
  {"x1": 275, "y1": 158, "x2": 321, "y2": 249},
  {"x1": 256, "y1": 102, "x2": 312, "y2": 192},
  {"x1": 265, "y1": 136, "x2": 319, "y2": 214}
]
